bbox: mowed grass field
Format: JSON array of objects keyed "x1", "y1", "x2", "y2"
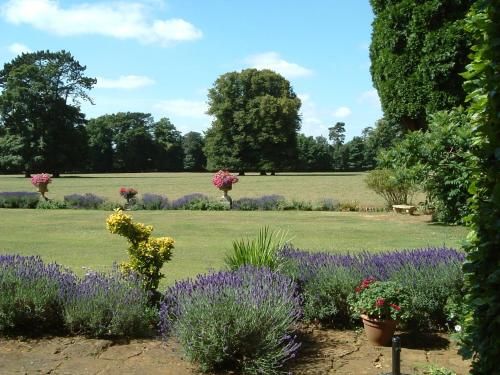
[
  {"x1": 0, "y1": 173, "x2": 466, "y2": 287},
  {"x1": 0, "y1": 172, "x2": 419, "y2": 207}
]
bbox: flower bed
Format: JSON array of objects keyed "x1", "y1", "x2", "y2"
[{"x1": 0, "y1": 243, "x2": 467, "y2": 373}]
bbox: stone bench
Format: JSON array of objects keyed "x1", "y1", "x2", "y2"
[{"x1": 392, "y1": 204, "x2": 417, "y2": 215}]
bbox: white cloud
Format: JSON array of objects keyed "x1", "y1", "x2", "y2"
[
  {"x1": 358, "y1": 89, "x2": 381, "y2": 108},
  {"x1": 1, "y1": 0, "x2": 202, "y2": 46},
  {"x1": 297, "y1": 93, "x2": 329, "y2": 137},
  {"x1": 333, "y1": 106, "x2": 352, "y2": 118},
  {"x1": 96, "y1": 75, "x2": 155, "y2": 89},
  {"x1": 154, "y1": 99, "x2": 209, "y2": 119},
  {"x1": 8, "y1": 42, "x2": 31, "y2": 55},
  {"x1": 246, "y1": 52, "x2": 313, "y2": 78}
]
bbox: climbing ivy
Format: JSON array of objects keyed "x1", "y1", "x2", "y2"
[{"x1": 461, "y1": 1, "x2": 500, "y2": 373}]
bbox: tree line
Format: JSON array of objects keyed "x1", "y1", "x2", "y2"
[{"x1": 0, "y1": 51, "x2": 396, "y2": 175}]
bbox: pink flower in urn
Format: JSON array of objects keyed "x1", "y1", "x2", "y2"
[
  {"x1": 31, "y1": 173, "x2": 52, "y2": 186},
  {"x1": 212, "y1": 170, "x2": 239, "y2": 190}
]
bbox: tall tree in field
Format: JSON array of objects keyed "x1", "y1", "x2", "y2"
[
  {"x1": 0, "y1": 50, "x2": 95, "y2": 175},
  {"x1": 153, "y1": 117, "x2": 184, "y2": 171},
  {"x1": 296, "y1": 134, "x2": 331, "y2": 171},
  {"x1": 204, "y1": 69, "x2": 301, "y2": 173},
  {"x1": 182, "y1": 131, "x2": 206, "y2": 171},
  {"x1": 88, "y1": 112, "x2": 156, "y2": 172},
  {"x1": 328, "y1": 122, "x2": 346, "y2": 146},
  {"x1": 370, "y1": 0, "x2": 473, "y2": 130},
  {"x1": 86, "y1": 116, "x2": 114, "y2": 172},
  {"x1": 329, "y1": 122, "x2": 347, "y2": 170},
  {"x1": 110, "y1": 112, "x2": 156, "y2": 172}
]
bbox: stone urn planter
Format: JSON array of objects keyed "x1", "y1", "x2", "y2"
[
  {"x1": 361, "y1": 314, "x2": 397, "y2": 346},
  {"x1": 212, "y1": 170, "x2": 239, "y2": 209},
  {"x1": 36, "y1": 183, "x2": 49, "y2": 199},
  {"x1": 30, "y1": 174, "x2": 52, "y2": 201},
  {"x1": 220, "y1": 185, "x2": 233, "y2": 208}
]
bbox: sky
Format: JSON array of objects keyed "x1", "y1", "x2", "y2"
[{"x1": 0, "y1": 0, "x2": 383, "y2": 141}]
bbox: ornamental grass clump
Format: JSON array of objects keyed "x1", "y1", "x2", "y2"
[
  {"x1": 159, "y1": 266, "x2": 301, "y2": 374},
  {"x1": 0, "y1": 254, "x2": 76, "y2": 335},
  {"x1": 106, "y1": 209, "x2": 175, "y2": 295},
  {"x1": 225, "y1": 226, "x2": 290, "y2": 271},
  {"x1": 63, "y1": 268, "x2": 155, "y2": 337}
]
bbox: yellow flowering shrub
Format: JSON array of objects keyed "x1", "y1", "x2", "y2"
[{"x1": 106, "y1": 209, "x2": 175, "y2": 292}]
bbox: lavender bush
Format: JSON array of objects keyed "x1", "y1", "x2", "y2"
[
  {"x1": 233, "y1": 195, "x2": 285, "y2": 210},
  {"x1": 280, "y1": 246, "x2": 465, "y2": 328},
  {"x1": 139, "y1": 193, "x2": 169, "y2": 210},
  {"x1": 160, "y1": 266, "x2": 301, "y2": 374},
  {"x1": 63, "y1": 268, "x2": 155, "y2": 337},
  {"x1": 0, "y1": 255, "x2": 76, "y2": 334},
  {"x1": 0, "y1": 191, "x2": 40, "y2": 208},
  {"x1": 169, "y1": 193, "x2": 225, "y2": 210},
  {"x1": 64, "y1": 193, "x2": 107, "y2": 209}
]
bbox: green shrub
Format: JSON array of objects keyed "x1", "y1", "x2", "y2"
[
  {"x1": 0, "y1": 192, "x2": 40, "y2": 208},
  {"x1": 422, "y1": 364, "x2": 457, "y2": 375},
  {"x1": 36, "y1": 199, "x2": 67, "y2": 209},
  {"x1": 422, "y1": 109, "x2": 473, "y2": 224},
  {"x1": 365, "y1": 169, "x2": 419, "y2": 208},
  {"x1": 338, "y1": 200, "x2": 360, "y2": 212},
  {"x1": 312, "y1": 198, "x2": 340, "y2": 211},
  {"x1": 225, "y1": 227, "x2": 290, "y2": 271},
  {"x1": 106, "y1": 210, "x2": 175, "y2": 295},
  {"x1": 278, "y1": 199, "x2": 313, "y2": 211}
]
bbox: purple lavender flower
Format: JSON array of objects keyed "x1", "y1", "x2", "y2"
[
  {"x1": 160, "y1": 266, "x2": 302, "y2": 373},
  {"x1": 64, "y1": 193, "x2": 106, "y2": 209},
  {"x1": 0, "y1": 191, "x2": 40, "y2": 208},
  {"x1": 169, "y1": 193, "x2": 209, "y2": 209},
  {"x1": 140, "y1": 193, "x2": 169, "y2": 210}
]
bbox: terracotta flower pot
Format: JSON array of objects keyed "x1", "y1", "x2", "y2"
[{"x1": 361, "y1": 314, "x2": 397, "y2": 346}]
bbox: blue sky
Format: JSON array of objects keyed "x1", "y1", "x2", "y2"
[{"x1": 0, "y1": 0, "x2": 383, "y2": 140}]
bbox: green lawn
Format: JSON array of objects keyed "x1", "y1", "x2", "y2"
[
  {"x1": 0, "y1": 209, "x2": 467, "y2": 288},
  {"x1": 0, "y1": 172, "x2": 424, "y2": 207}
]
